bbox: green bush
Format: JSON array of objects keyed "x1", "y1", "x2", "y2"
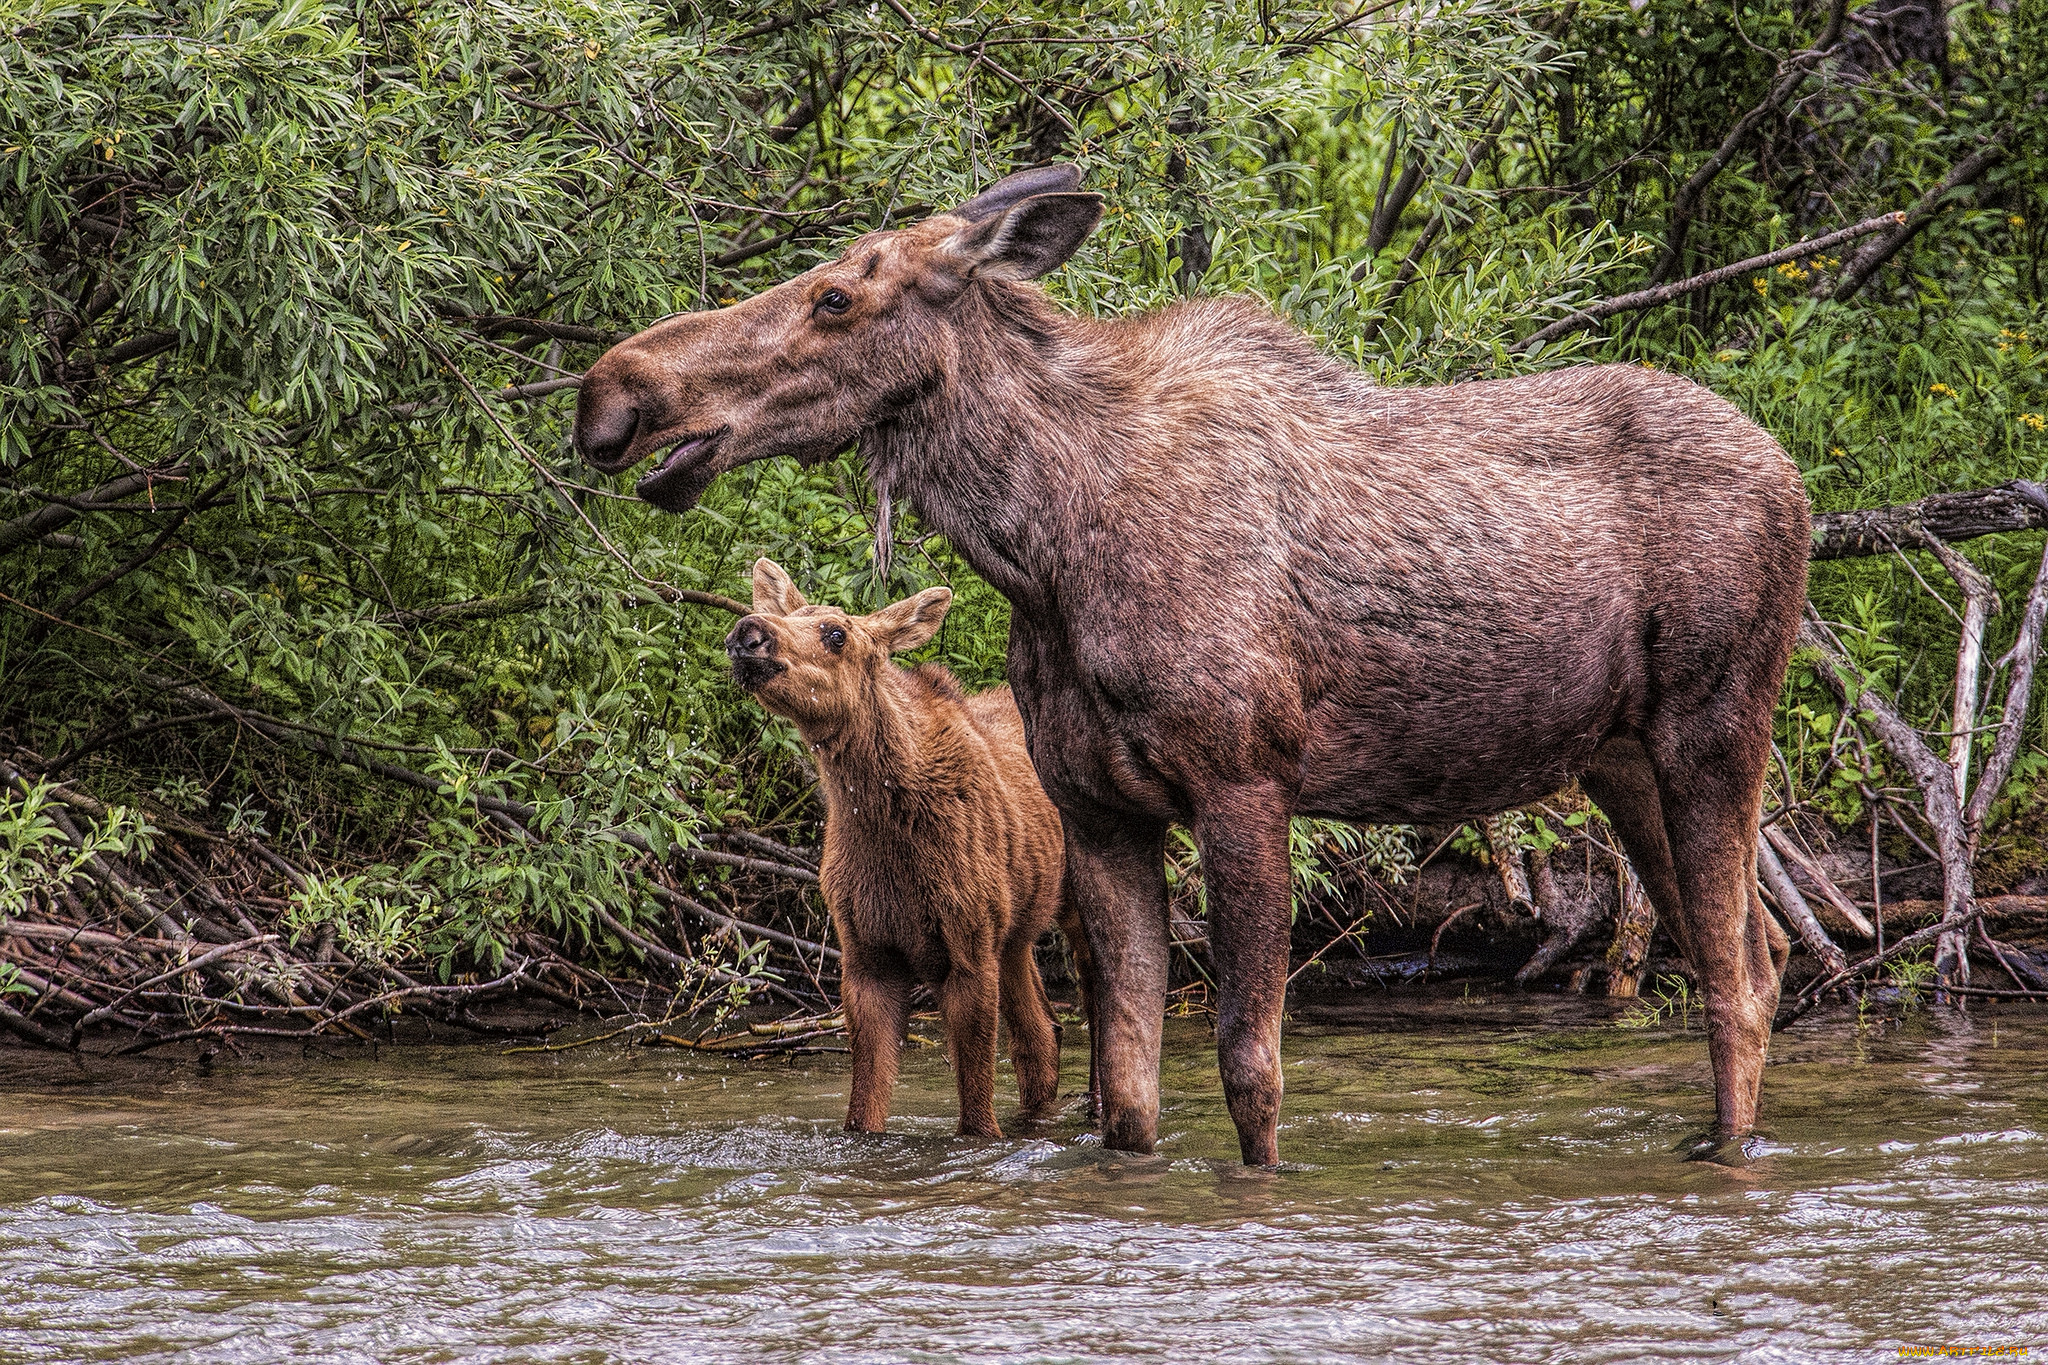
[{"x1": 2, "y1": 0, "x2": 2039, "y2": 972}]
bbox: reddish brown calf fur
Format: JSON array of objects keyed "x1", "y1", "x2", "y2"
[
  {"x1": 578, "y1": 165, "x2": 1810, "y2": 1165},
  {"x1": 725, "y1": 560, "x2": 1093, "y2": 1137}
]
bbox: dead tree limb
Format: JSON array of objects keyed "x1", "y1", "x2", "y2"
[
  {"x1": 1965, "y1": 495, "x2": 2048, "y2": 839},
  {"x1": 1514, "y1": 847, "x2": 1603, "y2": 984},
  {"x1": 1809, "y1": 482, "x2": 2048, "y2": 559},
  {"x1": 1761, "y1": 822, "x2": 1874, "y2": 939},
  {"x1": 1756, "y1": 833, "x2": 1848, "y2": 975},
  {"x1": 1646, "y1": 0, "x2": 1852, "y2": 285},
  {"x1": 1603, "y1": 858, "x2": 1656, "y2": 998},
  {"x1": 1508, "y1": 213, "x2": 1902, "y2": 355},
  {"x1": 1919, "y1": 532, "x2": 2000, "y2": 805},
  {"x1": 1800, "y1": 612, "x2": 1978, "y2": 991},
  {"x1": 1824, "y1": 117, "x2": 2021, "y2": 303},
  {"x1": 1480, "y1": 813, "x2": 1534, "y2": 914}
]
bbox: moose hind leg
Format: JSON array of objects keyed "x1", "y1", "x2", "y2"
[
  {"x1": 1650, "y1": 746, "x2": 1782, "y2": 1139},
  {"x1": 1581, "y1": 737, "x2": 1692, "y2": 962},
  {"x1": 998, "y1": 937, "x2": 1062, "y2": 1113},
  {"x1": 1058, "y1": 902, "x2": 1102, "y2": 1116},
  {"x1": 1192, "y1": 785, "x2": 1295, "y2": 1168}
]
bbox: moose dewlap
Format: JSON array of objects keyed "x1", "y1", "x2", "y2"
[{"x1": 725, "y1": 560, "x2": 1092, "y2": 1138}]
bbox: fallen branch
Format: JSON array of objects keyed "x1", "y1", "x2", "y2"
[
  {"x1": 1756, "y1": 833, "x2": 1848, "y2": 975},
  {"x1": 1761, "y1": 823, "x2": 1874, "y2": 939},
  {"x1": 68, "y1": 935, "x2": 279, "y2": 1046},
  {"x1": 1800, "y1": 611, "x2": 1978, "y2": 991},
  {"x1": 1965, "y1": 494, "x2": 2048, "y2": 838},
  {"x1": 1777, "y1": 900, "x2": 1993, "y2": 1027},
  {"x1": 1809, "y1": 482, "x2": 2048, "y2": 560}
]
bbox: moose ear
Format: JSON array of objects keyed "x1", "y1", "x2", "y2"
[
  {"x1": 947, "y1": 164, "x2": 1084, "y2": 222},
  {"x1": 868, "y1": 586, "x2": 953, "y2": 653},
  {"x1": 940, "y1": 192, "x2": 1104, "y2": 282},
  {"x1": 751, "y1": 559, "x2": 807, "y2": 617}
]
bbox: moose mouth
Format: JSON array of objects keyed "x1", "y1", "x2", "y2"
[
  {"x1": 729, "y1": 656, "x2": 787, "y2": 692},
  {"x1": 635, "y1": 426, "x2": 730, "y2": 513}
]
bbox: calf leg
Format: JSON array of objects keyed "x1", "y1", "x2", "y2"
[
  {"x1": 939, "y1": 964, "x2": 1003, "y2": 1138},
  {"x1": 842, "y1": 966, "x2": 910, "y2": 1134},
  {"x1": 1062, "y1": 811, "x2": 1170, "y2": 1154},
  {"x1": 1191, "y1": 786, "x2": 1295, "y2": 1167},
  {"x1": 998, "y1": 937, "x2": 1062, "y2": 1113}
]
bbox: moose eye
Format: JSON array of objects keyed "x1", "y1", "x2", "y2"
[
  {"x1": 822, "y1": 624, "x2": 847, "y2": 652},
  {"x1": 814, "y1": 288, "x2": 851, "y2": 316}
]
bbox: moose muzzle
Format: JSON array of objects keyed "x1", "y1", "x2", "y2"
[{"x1": 725, "y1": 617, "x2": 785, "y2": 690}]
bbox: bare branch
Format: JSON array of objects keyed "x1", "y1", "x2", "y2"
[
  {"x1": 1810, "y1": 483, "x2": 2048, "y2": 559},
  {"x1": 1756, "y1": 832, "x2": 1848, "y2": 974},
  {"x1": 1507, "y1": 213, "x2": 1903, "y2": 355}
]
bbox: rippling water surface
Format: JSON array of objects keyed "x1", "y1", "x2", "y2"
[{"x1": 2, "y1": 998, "x2": 2045, "y2": 1362}]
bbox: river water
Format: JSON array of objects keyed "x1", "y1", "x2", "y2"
[{"x1": 1, "y1": 996, "x2": 2043, "y2": 1362}]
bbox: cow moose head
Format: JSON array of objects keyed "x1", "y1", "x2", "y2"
[{"x1": 574, "y1": 166, "x2": 1102, "y2": 512}]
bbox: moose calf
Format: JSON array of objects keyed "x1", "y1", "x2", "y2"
[{"x1": 725, "y1": 559, "x2": 1091, "y2": 1138}]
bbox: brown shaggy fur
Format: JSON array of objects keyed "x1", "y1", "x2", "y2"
[
  {"x1": 725, "y1": 560, "x2": 1093, "y2": 1137},
  {"x1": 580, "y1": 166, "x2": 1810, "y2": 1165}
]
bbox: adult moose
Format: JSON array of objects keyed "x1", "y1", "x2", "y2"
[{"x1": 574, "y1": 165, "x2": 1810, "y2": 1166}]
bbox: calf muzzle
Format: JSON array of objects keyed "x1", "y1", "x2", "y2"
[{"x1": 725, "y1": 616, "x2": 785, "y2": 689}]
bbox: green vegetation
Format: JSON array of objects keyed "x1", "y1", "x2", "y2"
[{"x1": 1, "y1": 0, "x2": 2042, "y2": 1011}]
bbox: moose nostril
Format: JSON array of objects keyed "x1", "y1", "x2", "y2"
[
  {"x1": 573, "y1": 392, "x2": 641, "y2": 469},
  {"x1": 725, "y1": 620, "x2": 775, "y2": 658}
]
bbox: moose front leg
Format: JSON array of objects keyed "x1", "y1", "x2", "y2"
[
  {"x1": 1192, "y1": 787, "x2": 1295, "y2": 1167},
  {"x1": 1060, "y1": 812, "x2": 1170, "y2": 1154},
  {"x1": 841, "y1": 964, "x2": 911, "y2": 1134}
]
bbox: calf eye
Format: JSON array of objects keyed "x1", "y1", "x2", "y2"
[
  {"x1": 814, "y1": 288, "x2": 851, "y2": 315},
  {"x1": 822, "y1": 624, "x2": 847, "y2": 652}
]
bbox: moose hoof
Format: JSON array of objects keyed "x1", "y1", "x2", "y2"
[{"x1": 1677, "y1": 1130, "x2": 1768, "y2": 1166}]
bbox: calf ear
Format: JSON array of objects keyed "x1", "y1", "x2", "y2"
[
  {"x1": 751, "y1": 559, "x2": 807, "y2": 617},
  {"x1": 940, "y1": 192, "x2": 1104, "y2": 282},
  {"x1": 869, "y1": 586, "x2": 953, "y2": 653}
]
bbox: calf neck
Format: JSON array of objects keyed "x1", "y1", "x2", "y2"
[{"x1": 580, "y1": 166, "x2": 1810, "y2": 1165}]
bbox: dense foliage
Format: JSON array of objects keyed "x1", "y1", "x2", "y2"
[{"x1": 2, "y1": 0, "x2": 2042, "y2": 978}]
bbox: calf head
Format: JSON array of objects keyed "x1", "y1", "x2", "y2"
[
  {"x1": 574, "y1": 166, "x2": 1102, "y2": 512},
  {"x1": 726, "y1": 559, "x2": 953, "y2": 728}
]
